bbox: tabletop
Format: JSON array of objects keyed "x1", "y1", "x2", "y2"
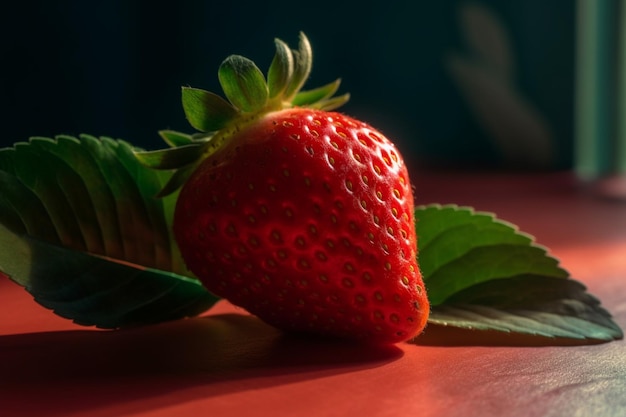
[{"x1": 1, "y1": 170, "x2": 625, "y2": 417}]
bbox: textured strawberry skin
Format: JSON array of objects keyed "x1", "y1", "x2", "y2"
[{"x1": 174, "y1": 108, "x2": 429, "y2": 343}]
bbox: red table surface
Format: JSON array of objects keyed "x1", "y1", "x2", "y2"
[{"x1": 1, "y1": 171, "x2": 625, "y2": 417}]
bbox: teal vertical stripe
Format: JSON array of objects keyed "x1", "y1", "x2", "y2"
[
  {"x1": 617, "y1": 0, "x2": 626, "y2": 173},
  {"x1": 575, "y1": 0, "x2": 613, "y2": 179}
]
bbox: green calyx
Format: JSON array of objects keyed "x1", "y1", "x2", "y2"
[{"x1": 134, "y1": 32, "x2": 349, "y2": 197}]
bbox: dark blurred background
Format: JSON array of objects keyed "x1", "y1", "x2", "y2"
[{"x1": 0, "y1": 1, "x2": 575, "y2": 170}]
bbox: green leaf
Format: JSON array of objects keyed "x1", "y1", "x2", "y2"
[
  {"x1": 0, "y1": 223, "x2": 218, "y2": 328},
  {"x1": 417, "y1": 204, "x2": 567, "y2": 305},
  {"x1": 7, "y1": 140, "x2": 90, "y2": 251},
  {"x1": 181, "y1": 87, "x2": 238, "y2": 132},
  {"x1": 0, "y1": 170, "x2": 59, "y2": 241},
  {"x1": 426, "y1": 244, "x2": 568, "y2": 306},
  {"x1": 0, "y1": 136, "x2": 219, "y2": 327},
  {"x1": 417, "y1": 203, "x2": 529, "y2": 251},
  {"x1": 218, "y1": 55, "x2": 269, "y2": 112},
  {"x1": 417, "y1": 204, "x2": 622, "y2": 343},
  {"x1": 429, "y1": 275, "x2": 623, "y2": 342}
]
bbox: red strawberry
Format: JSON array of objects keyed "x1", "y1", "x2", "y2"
[{"x1": 136, "y1": 33, "x2": 429, "y2": 344}]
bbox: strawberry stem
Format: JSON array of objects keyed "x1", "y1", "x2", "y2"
[
  {"x1": 283, "y1": 33, "x2": 313, "y2": 101},
  {"x1": 267, "y1": 38, "x2": 294, "y2": 99},
  {"x1": 181, "y1": 87, "x2": 237, "y2": 132},
  {"x1": 134, "y1": 32, "x2": 349, "y2": 197}
]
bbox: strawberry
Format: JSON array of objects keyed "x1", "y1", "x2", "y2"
[{"x1": 136, "y1": 33, "x2": 429, "y2": 344}]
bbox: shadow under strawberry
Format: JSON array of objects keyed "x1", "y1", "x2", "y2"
[{"x1": 0, "y1": 313, "x2": 402, "y2": 417}]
